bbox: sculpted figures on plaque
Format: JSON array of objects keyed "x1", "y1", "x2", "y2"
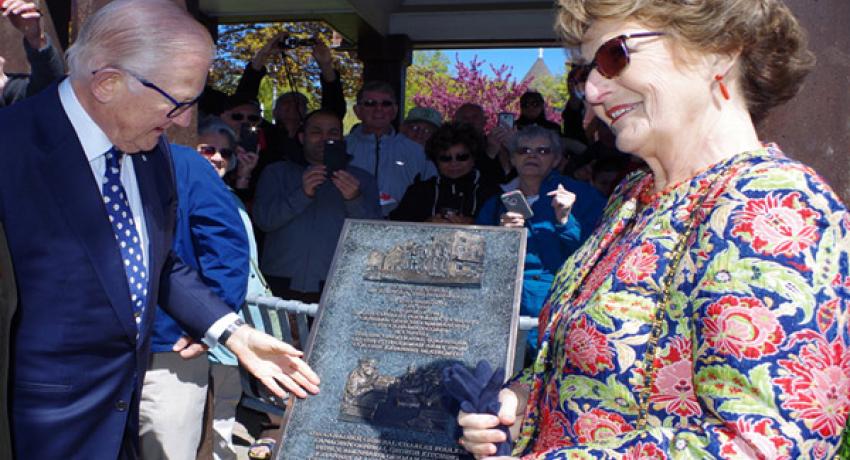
[
  {"x1": 364, "y1": 231, "x2": 485, "y2": 286},
  {"x1": 339, "y1": 360, "x2": 450, "y2": 433}
]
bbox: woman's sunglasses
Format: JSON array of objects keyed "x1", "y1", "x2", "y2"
[
  {"x1": 573, "y1": 32, "x2": 665, "y2": 84},
  {"x1": 437, "y1": 153, "x2": 471, "y2": 163},
  {"x1": 228, "y1": 113, "x2": 261, "y2": 124},
  {"x1": 197, "y1": 145, "x2": 234, "y2": 159}
]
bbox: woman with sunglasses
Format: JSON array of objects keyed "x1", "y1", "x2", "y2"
[
  {"x1": 390, "y1": 122, "x2": 501, "y2": 224},
  {"x1": 457, "y1": 1, "x2": 850, "y2": 459},
  {"x1": 476, "y1": 125, "x2": 604, "y2": 360}
]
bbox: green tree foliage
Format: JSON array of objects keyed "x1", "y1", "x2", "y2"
[
  {"x1": 406, "y1": 51, "x2": 567, "y2": 130},
  {"x1": 209, "y1": 22, "x2": 363, "y2": 120},
  {"x1": 404, "y1": 50, "x2": 452, "y2": 116},
  {"x1": 528, "y1": 73, "x2": 568, "y2": 111}
]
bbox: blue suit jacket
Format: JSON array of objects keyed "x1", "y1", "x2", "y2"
[
  {"x1": 0, "y1": 83, "x2": 233, "y2": 459},
  {"x1": 150, "y1": 145, "x2": 249, "y2": 354}
]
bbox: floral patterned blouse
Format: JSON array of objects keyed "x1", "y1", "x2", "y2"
[{"x1": 512, "y1": 147, "x2": 850, "y2": 459}]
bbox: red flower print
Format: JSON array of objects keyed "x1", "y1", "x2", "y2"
[
  {"x1": 623, "y1": 441, "x2": 668, "y2": 460},
  {"x1": 617, "y1": 242, "x2": 659, "y2": 284},
  {"x1": 811, "y1": 440, "x2": 831, "y2": 460},
  {"x1": 674, "y1": 176, "x2": 722, "y2": 223},
  {"x1": 717, "y1": 418, "x2": 793, "y2": 460},
  {"x1": 575, "y1": 244, "x2": 626, "y2": 305},
  {"x1": 774, "y1": 331, "x2": 850, "y2": 438},
  {"x1": 648, "y1": 338, "x2": 701, "y2": 417},
  {"x1": 731, "y1": 192, "x2": 820, "y2": 257},
  {"x1": 651, "y1": 356, "x2": 703, "y2": 418},
  {"x1": 703, "y1": 295, "x2": 785, "y2": 360},
  {"x1": 564, "y1": 316, "x2": 614, "y2": 375},
  {"x1": 817, "y1": 299, "x2": 840, "y2": 334},
  {"x1": 535, "y1": 408, "x2": 573, "y2": 452},
  {"x1": 573, "y1": 408, "x2": 632, "y2": 444}
]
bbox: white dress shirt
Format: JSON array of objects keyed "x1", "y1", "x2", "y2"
[
  {"x1": 59, "y1": 79, "x2": 149, "y2": 270},
  {"x1": 57, "y1": 79, "x2": 236, "y2": 345}
]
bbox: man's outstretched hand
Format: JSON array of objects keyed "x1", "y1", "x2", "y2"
[{"x1": 226, "y1": 325, "x2": 321, "y2": 399}]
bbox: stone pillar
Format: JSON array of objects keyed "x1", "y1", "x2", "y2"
[
  {"x1": 357, "y1": 33, "x2": 413, "y2": 126},
  {"x1": 758, "y1": 0, "x2": 850, "y2": 203}
]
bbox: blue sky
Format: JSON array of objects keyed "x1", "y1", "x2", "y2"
[{"x1": 428, "y1": 47, "x2": 574, "y2": 80}]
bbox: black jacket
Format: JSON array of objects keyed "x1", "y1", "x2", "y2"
[
  {"x1": 389, "y1": 170, "x2": 502, "y2": 222},
  {"x1": 1, "y1": 39, "x2": 64, "y2": 108}
]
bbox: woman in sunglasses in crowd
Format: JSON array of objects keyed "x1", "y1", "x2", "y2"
[
  {"x1": 476, "y1": 125, "x2": 605, "y2": 361},
  {"x1": 458, "y1": 0, "x2": 850, "y2": 459},
  {"x1": 390, "y1": 122, "x2": 501, "y2": 224}
]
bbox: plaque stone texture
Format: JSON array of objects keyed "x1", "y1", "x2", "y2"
[{"x1": 277, "y1": 220, "x2": 526, "y2": 460}]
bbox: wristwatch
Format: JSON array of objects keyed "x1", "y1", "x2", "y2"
[{"x1": 218, "y1": 318, "x2": 246, "y2": 346}]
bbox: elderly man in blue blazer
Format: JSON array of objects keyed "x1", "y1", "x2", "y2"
[{"x1": 0, "y1": 1, "x2": 320, "y2": 458}]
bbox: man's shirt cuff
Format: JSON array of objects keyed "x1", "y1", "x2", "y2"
[{"x1": 203, "y1": 312, "x2": 241, "y2": 347}]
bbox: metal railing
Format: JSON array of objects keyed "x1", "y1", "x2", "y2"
[{"x1": 246, "y1": 294, "x2": 539, "y2": 330}]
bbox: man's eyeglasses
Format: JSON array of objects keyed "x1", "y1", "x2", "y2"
[
  {"x1": 521, "y1": 100, "x2": 542, "y2": 108},
  {"x1": 361, "y1": 99, "x2": 395, "y2": 108},
  {"x1": 228, "y1": 113, "x2": 262, "y2": 124},
  {"x1": 93, "y1": 68, "x2": 202, "y2": 119},
  {"x1": 516, "y1": 146, "x2": 553, "y2": 156},
  {"x1": 572, "y1": 32, "x2": 666, "y2": 87},
  {"x1": 437, "y1": 153, "x2": 471, "y2": 163}
]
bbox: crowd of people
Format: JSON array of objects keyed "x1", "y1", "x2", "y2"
[{"x1": 1, "y1": 0, "x2": 848, "y2": 459}]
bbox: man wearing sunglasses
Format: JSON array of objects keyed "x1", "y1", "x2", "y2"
[
  {"x1": 347, "y1": 80, "x2": 437, "y2": 216},
  {"x1": 0, "y1": 1, "x2": 320, "y2": 458},
  {"x1": 515, "y1": 91, "x2": 561, "y2": 134}
]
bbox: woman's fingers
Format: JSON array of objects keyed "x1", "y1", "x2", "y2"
[{"x1": 497, "y1": 388, "x2": 519, "y2": 425}]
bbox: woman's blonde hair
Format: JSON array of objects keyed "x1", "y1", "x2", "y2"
[{"x1": 556, "y1": 0, "x2": 815, "y2": 122}]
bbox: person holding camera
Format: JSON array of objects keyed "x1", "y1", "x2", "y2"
[
  {"x1": 390, "y1": 122, "x2": 501, "y2": 224},
  {"x1": 236, "y1": 32, "x2": 346, "y2": 169},
  {"x1": 217, "y1": 94, "x2": 262, "y2": 204},
  {"x1": 476, "y1": 126, "x2": 605, "y2": 357},
  {"x1": 0, "y1": 0, "x2": 64, "y2": 108},
  {"x1": 253, "y1": 109, "x2": 381, "y2": 304},
  {"x1": 453, "y1": 103, "x2": 516, "y2": 185}
]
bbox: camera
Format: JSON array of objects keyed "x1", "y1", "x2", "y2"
[{"x1": 278, "y1": 36, "x2": 317, "y2": 49}]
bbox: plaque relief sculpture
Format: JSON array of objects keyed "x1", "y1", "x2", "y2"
[
  {"x1": 340, "y1": 360, "x2": 450, "y2": 433},
  {"x1": 364, "y1": 231, "x2": 485, "y2": 286}
]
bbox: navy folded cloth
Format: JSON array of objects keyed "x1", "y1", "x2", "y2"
[{"x1": 442, "y1": 360, "x2": 512, "y2": 456}]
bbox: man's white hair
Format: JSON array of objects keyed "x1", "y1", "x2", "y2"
[{"x1": 66, "y1": 0, "x2": 215, "y2": 80}]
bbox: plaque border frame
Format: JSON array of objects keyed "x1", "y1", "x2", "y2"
[{"x1": 277, "y1": 218, "x2": 527, "y2": 457}]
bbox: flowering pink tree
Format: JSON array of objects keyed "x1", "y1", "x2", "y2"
[{"x1": 411, "y1": 55, "x2": 561, "y2": 131}]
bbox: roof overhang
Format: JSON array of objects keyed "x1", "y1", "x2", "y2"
[{"x1": 197, "y1": 0, "x2": 562, "y2": 49}]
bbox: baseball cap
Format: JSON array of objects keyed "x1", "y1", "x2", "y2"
[{"x1": 404, "y1": 107, "x2": 442, "y2": 128}]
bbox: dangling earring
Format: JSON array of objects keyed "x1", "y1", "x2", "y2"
[{"x1": 714, "y1": 74, "x2": 730, "y2": 101}]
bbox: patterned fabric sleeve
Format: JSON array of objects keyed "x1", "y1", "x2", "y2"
[{"x1": 519, "y1": 160, "x2": 850, "y2": 459}]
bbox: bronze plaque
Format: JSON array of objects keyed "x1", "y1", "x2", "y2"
[{"x1": 277, "y1": 220, "x2": 525, "y2": 459}]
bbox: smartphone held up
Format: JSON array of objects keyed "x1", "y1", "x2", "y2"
[
  {"x1": 323, "y1": 139, "x2": 349, "y2": 177},
  {"x1": 501, "y1": 190, "x2": 534, "y2": 219}
]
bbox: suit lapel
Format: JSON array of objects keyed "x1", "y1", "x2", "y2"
[
  {"x1": 132, "y1": 147, "x2": 167, "y2": 320},
  {"x1": 38, "y1": 91, "x2": 137, "y2": 341}
]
